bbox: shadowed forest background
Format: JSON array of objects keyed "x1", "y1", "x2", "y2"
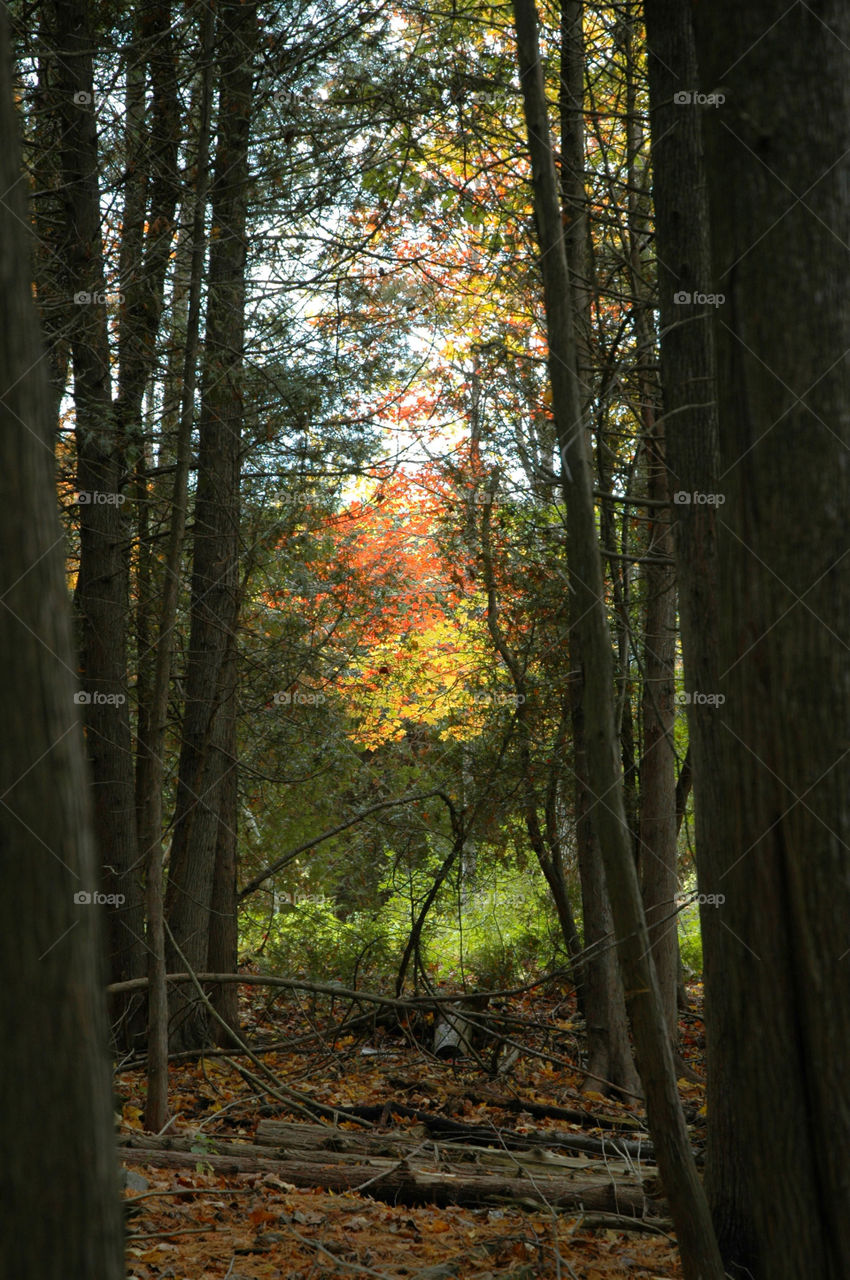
[{"x1": 1, "y1": 1, "x2": 849, "y2": 1277}]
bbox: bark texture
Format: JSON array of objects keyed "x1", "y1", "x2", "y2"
[
  {"x1": 691, "y1": 5, "x2": 850, "y2": 1276},
  {"x1": 44, "y1": 0, "x2": 145, "y2": 1031},
  {"x1": 165, "y1": 0, "x2": 257, "y2": 1049},
  {"x1": 641, "y1": 0, "x2": 747, "y2": 1264},
  {"x1": 560, "y1": 0, "x2": 638, "y2": 1095},
  {"x1": 0, "y1": 7, "x2": 124, "y2": 1269}
]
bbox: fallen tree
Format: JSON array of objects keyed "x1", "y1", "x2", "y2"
[{"x1": 119, "y1": 1120, "x2": 664, "y2": 1217}]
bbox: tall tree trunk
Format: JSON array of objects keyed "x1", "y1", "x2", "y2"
[
  {"x1": 641, "y1": 1, "x2": 746, "y2": 1265},
  {"x1": 27, "y1": 23, "x2": 71, "y2": 425},
  {"x1": 0, "y1": 8, "x2": 124, "y2": 1268},
  {"x1": 165, "y1": 0, "x2": 257, "y2": 1050},
  {"x1": 689, "y1": 6, "x2": 850, "y2": 1277},
  {"x1": 207, "y1": 655, "x2": 240, "y2": 1040},
  {"x1": 572, "y1": 664, "x2": 640, "y2": 1095},
  {"x1": 637, "y1": 418, "x2": 678, "y2": 1041},
  {"x1": 618, "y1": 11, "x2": 680, "y2": 1044},
  {"x1": 511, "y1": 2, "x2": 724, "y2": 1275},
  {"x1": 45, "y1": 0, "x2": 145, "y2": 1039},
  {"x1": 137, "y1": 1, "x2": 216, "y2": 1129},
  {"x1": 117, "y1": 0, "x2": 183, "y2": 1054},
  {"x1": 559, "y1": 0, "x2": 638, "y2": 1095}
]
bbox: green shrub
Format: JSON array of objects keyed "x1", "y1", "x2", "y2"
[
  {"x1": 239, "y1": 847, "x2": 564, "y2": 992},
  {"x1": 678, "y1": 899, "x2": 704, "y2": 973}
]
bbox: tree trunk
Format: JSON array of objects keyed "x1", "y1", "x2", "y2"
[
  {"x1": 642, "y1": 1, "x2": 746, "y2": 1266},
  {"x1": 44, "y1": 0, "x2": 145, "y2": 1039},
  {"x1": 0, "y1": 9, "x2": 124, "y2": 1268},
  {"x1": 690, "y1": 6, "x2": 850, "y2": 1277},
  {"x1": 511, "y1": 3, "x2": 724, "y2": 1275},
  {"x1": 138, "y1": 0, "x2": 216, "y2": 1130},
  {"x1": 207, "y1": 646, "x2": 241, "y2": 1040},
  {"x1": 27, "y1": 21, "x2": 71, "y2": 425},
  {"x1": 636, "y1": 413, "x2": 678, "y2": 1040},
  {"x1": 571, "y1": 658, "x2": 640, "y2": 1096},
  {"x1": 617, "y1": 12, "x2": 681, "y2": 1043},
  {"x1": 558, "y1": 0, "x2": 638, "y2": 1095},
  {"x1": 165, "y1": 0, "x2": 257, "y2": 1050}
]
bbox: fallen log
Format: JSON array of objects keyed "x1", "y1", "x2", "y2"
[
  {"x1": 254, "y1": 1120, "x2": 637, "y2": 1179},
  {"x1": 254, "y1": 1116, "x2": 656, "y2": 1164},
  {"x1": 325, "y1": 1102, "x2": 657, "y2": 1160},
  {"x1": 119, "y1": 1141, "x2": 655, "y2": 1215}
]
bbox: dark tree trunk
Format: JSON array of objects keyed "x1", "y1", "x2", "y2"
[
  {"x1": 139, "y1": 3, "x2": 216, "y2": 1130},
  {"x1": 208, "y1": 645, "x2": 241, "y2": 1040},
  {"x1": 0, "y1": 9, "x2": 124, "y2": 1268},
  {"x1": 618, "y1": 681, "x2": 640, "y2": 848},
  {"x1": 572, "y1": 686, "x2": 640, "y2": 1096},
  {"x1": 165, "y1": 0, "x2": 257, "y2": 1050},
  {"x1": 689, "y1": 6, "x2": 850, "y2": 1277},
  {"x1": 642, "y1": 1, "x2": 747, "y2": 1267},
  {"x1": 559, "y1": 0, "x2": 638, "y2": 1095},
  {"x1": 118, "y1": 1, "x2": 182, "y2": 1058},
  {"x1": 618, "y1": 12, "x2": 681, "y2": 1042},
  {"x1": 637, "y1": 416, "x2": 678, "y2": 1039},
  {"x1": 44, "y1": 0, "x2": 145, "y2": 1040},
  {"x1": 558, "y1": 0, "x2": 591, "y2": 392},
  {"x1": 511, "y1": 2, "x2": 724, "y2": 1274},
  {"x1": 27, "y1": 24, "x2": 71, "y2": 424}
]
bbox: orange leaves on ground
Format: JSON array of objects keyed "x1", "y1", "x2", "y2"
[{"x1": 119, "y1": 982, "x2": 697, "y2": 1279}]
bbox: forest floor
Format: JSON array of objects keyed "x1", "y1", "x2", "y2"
[{"x1": 117, "y1": 977, "x2": 707, "y2": 1280}]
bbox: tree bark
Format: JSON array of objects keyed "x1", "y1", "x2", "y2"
[
  {"x1": 119, "y1": 1132, "x2": 656, "y2": 1215},
  {"x1": 0, "y1": 7, "x2": 124, "y2": 1268},
  {"x1": 26, "y1": 19, "x2": 71, "y2": 425},
  {"x1": 689, "y1": 6, "x2": 850, "y2": 1277},
  {"x1": 165, "y1": 0, "x2": 258, "y2": 1049},
  {"x1": 557, "y1": 0, "x2": 638, "y2": 1095},
  {"x1": 637, "y1": 413, "x2": 678, "y2": 1040},
  {"x1": 44, "y1": 0, "x2": 145, "y2": 1039},
  {"x1": 138, "y1": 0, "x2": 216, "y2": 1129},
  {"x1": 571, "y1": 660, "x2": 640, "y2": 1096},
  {"x1": 642, "y1": 0, "x2": 746, "y2": 1266},
  {"x1": 511, "y1": 2, "x2": 724, "y2": 1275},
  {"x1": 207, "y1": 657, "x2": 241, "y2": 1040},
  {"x1": 617, "y1": 12, "x2": 681, "y2": 1044}
]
